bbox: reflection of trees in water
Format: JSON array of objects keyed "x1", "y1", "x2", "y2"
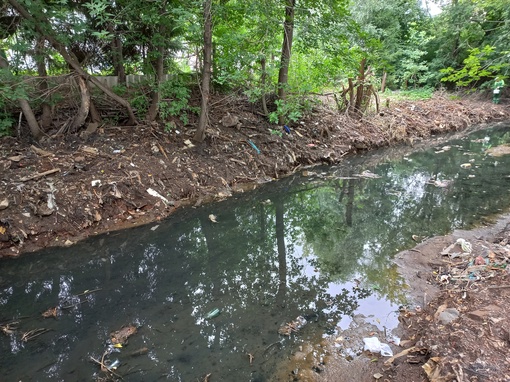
[{"x1": 4, "y1": 126, "x2": 510, "y2": 380}]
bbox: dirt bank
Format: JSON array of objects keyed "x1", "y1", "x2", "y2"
[
  {"x1": 1, "y1": 93, "x2": 510, "y2": 382},
  {"x1": 1, "y1": 93, "x2": 508, "y2": 258}
]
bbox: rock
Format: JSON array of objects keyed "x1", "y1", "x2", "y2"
[
  {"x1": 467, "y1": 305, "x2": 502, "y2": 322},
  {"x1": 0, "y1": 198, "x2": 9, "y2": 210},
  {"x1": 220, "y1": 112, "x2": 241, "y2": 128},
  {"x1": 438, "y1": 308, "x2": 460, "y2": 324}
]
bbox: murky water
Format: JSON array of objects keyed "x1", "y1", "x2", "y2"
[{"x1": 2, "y1": 123, "x2": 510, "y2": 381}]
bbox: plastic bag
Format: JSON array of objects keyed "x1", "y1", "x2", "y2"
[{"x1": 363, "y1": 337, "x2": 393, "y2": 357}]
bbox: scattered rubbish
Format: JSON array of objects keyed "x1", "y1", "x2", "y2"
[
  {"x1": 150, "y1": 225, "x2": 160, "y2": 231},
  {"x1": 208, "y1": 214, "x2": 217, "y2": 223},
  {"x1": 427, "y1": 178, "x2": 452, "y2": 188},
  {"x1": 42, "y1": 306, "x2": 58, "y2": 319},
  {"x1": 373, "y1": 373, "x2": 383, "y2": 380},
  {"x1": 20, "y1": 168, "x2": 61, "y2": 182},
  {"x1": 21, "y1": 328, "x2": 51, "y2": 342},
  {"x1": 460, "y1": 163, "x2": 472, "y2": 169},
  {"x1": 247, "y1": 140, "x2": 261, "y2": 154},
  {"x1": 147, "y1": 188, "x2": 172, "y2": 205},
  {"x1": 455, "y1": 238, "x2": 472, "y2": 253},
  {"x1": 278, "y1": 316, "x2": 307, "y2": 336},
  {"x1": 206, "y1": 308, "x2": 221, "y2": 319},
  {"x1": 363, "y1": 337, "x2": 393, "y2": 356},
  {"x1": 0, "y1": 321, "x2": 18, "y2": 335},
  {"x1": 108, "y1": 359, "x2": 120, "y2": 370},
  {"x1": 91, "y1": 180, "x2": 102, "y2": 187},
  {"x1": 184, "y1": 139, "x2": 195, "y2": 148},
  {"x1": 355, "y1": 170, "x2": 381, "y2": 179},
  {"x1": 81, "y1": 146, "x2": 99, "y2": 156},
  {"x1": 31, "y1": 145, "x2": 53, "y2": 157},
  {"x1": 284, "y1": 125, "x2": 291, "y2": 134},
  {"x1": 129, "y1": 347, "x2": 149, "y2": 357},
  {"x1": 110, "y1": 325, "x2": 137, "y2": 345}
]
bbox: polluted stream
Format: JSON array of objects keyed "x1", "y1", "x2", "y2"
[{"x1": 2, "y1": 123, "x2": 510, "y2": 381}]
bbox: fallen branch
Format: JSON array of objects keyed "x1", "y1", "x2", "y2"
[
  {"x1": 384, "y1": 346, "x2": 419, "y2": 366},
  {"x1": 20, "y1": 168, "x2": 60, "y2": 182}
]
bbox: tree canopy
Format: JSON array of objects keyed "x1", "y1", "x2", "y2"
[{"x1": 0, "y1": 0, "x2": 508, "y2": 138}]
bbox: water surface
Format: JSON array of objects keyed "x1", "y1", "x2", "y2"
[{"x1": 1, "y1": 123, "x2": 510, "y2": 381}]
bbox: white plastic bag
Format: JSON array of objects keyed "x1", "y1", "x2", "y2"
[{"x1": 363, "y1": 337, "x2": 393, "y2": 357}]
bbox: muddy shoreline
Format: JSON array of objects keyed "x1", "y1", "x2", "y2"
[{"x1": 1, "y1": 94, "x2": 509, "y2": 259}]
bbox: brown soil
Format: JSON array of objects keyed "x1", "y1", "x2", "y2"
[{"x1": 1, "y1": 92, "x2": 510, "y2": 381}]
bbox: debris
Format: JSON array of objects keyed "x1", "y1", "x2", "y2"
[
  {"x1": 1, "y1": 321, "x2": 18, "y2": 335},
  {"x1": 81, "y1": 146, "x2": 99, "y2": 155},
  {"x1": 247, "y1": 140, "x2": 261, "y2": 154},
  {"x1": 30, "y1": 145, "x2": 53, "y2": 157},
  {"x1": 42, "y1": 306, "x2": 58, "y2": 319},
  {"x1": 373, "y1": 373, "x2": 383, "y2": 380},
  {"x1": 147, "y1": 188, "x2": 172, "y2": 206},
  {"x1": 278, "y1": 316, "x2": 307, "y2": 336},
  {"x1": 0, "y1": 198, "x2": 9, "y2": 210},
  {"x1": 460, "y1": 163, "x2": 472, "y2": 169},
  {"x1": 21, "y1": 328, "x2": 51, "y2": 342},
  {"x1": 20, "y1": 168, "x2": 61, "y2": 182},
  {"x1": 129, "y1": 347, "x2": 149, "y2": 357},
  {"x1": 110, "y1": 325, "x2": 137, "y2": 345},
  {"x1": 91, "y1": 180, "x2": 102, "y2": 187},
  {"x1": 206, "y1": 308, "x2": 221, "y2": 319},
  {"x1": 208, "y1": 214, "x2": 217, "y2": 223},
  {"x1": 220, "y1": 112, "x2": 240, "y2": 128},
  {"x1": 363, "y1": 337, "x2": 393, "y2": 356},
  {"x1": 355, "y1": 170, "x2": 381, "y2": 179},
  {"x1": 184, "y1": 139, "x2": 195, "y2": 148},
  {"x1": 455, "y1": 238, "x2": 472, "y2": 253}
]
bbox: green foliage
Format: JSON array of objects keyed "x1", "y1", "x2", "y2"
[
  {"x1": 440, "y1": 45, "x2": 506, "y2": 86},
  {"x1": 268, "y1": 99, "x2": 303, "y2": 125},
  {"x1": 158, "y1": 78, "x2": 192, "y2": 125}
]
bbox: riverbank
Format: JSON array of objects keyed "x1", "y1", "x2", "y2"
[
  {"x1": 1, "y1": 92, "x2": 510, "y2": 382},
  {"x1": 1, "y1": 92, "x2": 508, "y2": 258}
]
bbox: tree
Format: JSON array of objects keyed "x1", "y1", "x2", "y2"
[
  {"x1": 277, "y1": 0, "x2": 296, "y2": 124},
  {"x1": 194, "y1": 0, "x2": 212, "y2": 142},
  {"x1": 7, "y1": 0, "x2": 137, "y2": 126},
  {"x1": 0, "y1": 50, "x2": 42, "y2": 139}
]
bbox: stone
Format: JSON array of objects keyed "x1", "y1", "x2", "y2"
[
  {"x1": 438, "y1": 308, "x2": 460, "y2": 324},
  {"x1": 0, "y1": 198, "x2": 9, "y2": 210},
  {"x1": 467, "y1": 305, "x2": 502, "y2": 322}
]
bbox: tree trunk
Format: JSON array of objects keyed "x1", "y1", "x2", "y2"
[
  {"x1": 260, "y1": 56, "x2": 268, "y2": 116},
  {"x1": 146, "y1": 2, "x2": 166, "y2": 122},
  {"x1": 70, "y1": 75, "x2": 90, "y2": 132},
  {"x1": 8, "y1": 0, "x2": 137, "y2": 125},
  {"x1": 35, "y1": 38, "x2": 52, "y2": 130},
  {"x1": 277, "y1": 0, "x2": 296, "y2": 125},
  {"x1": 110, "y1": 28, "x2": 126, "y2": 85},
  {"x1": 0, "y1": 49, "x2": 43, "y2": 140},
  {"x1": 354, "y1": 58, "x2": 366, "y2": 114},
  {"x1": 380, "y1": 71, "x2": 387, "y2": 93},
  {"x1": 194, "y1": 0, "x2": 212, "y2": 143}
]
